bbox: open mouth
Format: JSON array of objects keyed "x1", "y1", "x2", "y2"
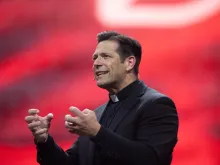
[{"x1": 96, "y1": 71, "x2": 109, "y2": 76}]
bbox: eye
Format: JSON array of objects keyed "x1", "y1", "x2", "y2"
[
  {"x1": 102, "y1": 54, "x2": 110, "y2": 59},
  {"x1": 92, "y1": 55, "x2": 98, "y2": 61}
]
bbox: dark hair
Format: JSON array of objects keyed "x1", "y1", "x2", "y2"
[{"x1": 96, "y1": 31, "x2": 142, "y2": 75}]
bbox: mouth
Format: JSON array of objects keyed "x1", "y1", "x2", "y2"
[{"x1": 96, "y1": 71, "x2": 109, "y2": 77}]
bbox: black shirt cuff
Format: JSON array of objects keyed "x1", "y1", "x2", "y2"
[
  {"x1": 35, "y1": 135, "x2": 55, "y2": 152},
  {"x1": 90, "y1": 126, "x2": 107, "y2": 144}
]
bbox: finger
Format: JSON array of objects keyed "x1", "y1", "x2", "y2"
[
  {"x1": 25, "y1": 116, "x2": 37, "y2": 123},
  {"x1": 67, "y1": 122, "x2": 74, "y2": 126},
  {"x1": 34, "y1": 128, "x2": 47, "y2": 136},
  {"x1": 65, "y1": 114, "x2": 73, "y2": 122},
  {"x1": 46, "y1": 113, "x2": 53, "y2": 122},
  {"x1": 66, "y1": 125, "x2": 80, "y2": 134},
  {"x1": 28, "y1": 121, "x2": 41, "y2": 131},
  {"x1": 65, "y1": 121, "x2": 72, "y2": 129},
  {"x1": 69, "y1": 106, "x2": 84, "y2": 118},
  {"x1": 65, "y1": 115, "x2": 79, "y2": 124},
  {"x1": 65, "y1": 121, "x2": 78, "y2": 129},
  {"x1": 82, "y1": 109, "x2": 91, "y2": 114},
  {"x1": 66, "y1": 121, "x2": 76, "y2": 126},
  {"x1": 71, "y1": 125, "x2": 80, "y2": 130},
  {"x1": 28, "y1": 109, "x2": 40, "y2": 115}
]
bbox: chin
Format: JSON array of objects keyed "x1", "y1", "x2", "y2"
[
  {"x1": 96, "y1": 81, "x2": 111, "y2": 89},
  {"x1": 96, "y1": 79, "x2": 118, "y2": 90},
  {"x1": 96, "y1": 82, "x2": 107, "y2": 89}
]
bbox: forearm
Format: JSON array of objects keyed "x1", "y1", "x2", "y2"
[{"x1": 36, "y1": 135, "x2": 78, "y2": 165}]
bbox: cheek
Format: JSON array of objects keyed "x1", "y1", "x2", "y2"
[
  {"x1": 102, "y1": 62, "x2": 111, "y2": 72},
  {"x1": 107, "y1": 61, "x2": 124, "y2": 75},
  {"x1": 110, "y1": 66, "x2": 125, "y2": 79},
  {"x1": 115, "y1": 64, "x2": 126, "y2": 73}
]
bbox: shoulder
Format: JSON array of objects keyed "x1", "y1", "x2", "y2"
[
  {"x1": 94, "y1": 103, "x2": 107, "y2": 111},
  {"x1": 138, "y1": 86, "x2": 178, "y2": 122},
  {"x1": 141, "y1": 86, "x2": 176, "y2": 109},
  {"x1": 93, "y1": 103, "x2": 108, "y2": 115}
]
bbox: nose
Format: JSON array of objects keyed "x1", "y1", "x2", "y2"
[{"x1": 93, "y1": 56, "x2": 103, "y2": 69}]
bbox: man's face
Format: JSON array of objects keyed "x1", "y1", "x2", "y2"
[{"x1": 92, "y1": 40, "x2": 127, "y2": 89}]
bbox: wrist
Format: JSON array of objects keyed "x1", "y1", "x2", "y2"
[
  {"x1": 92, "y1": 123, "x2": 101, "y2": 136},
  {"x1": 34, "y1": 135, "x2": 48, "y2": 144}
]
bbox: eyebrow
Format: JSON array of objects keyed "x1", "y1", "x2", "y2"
[{"x1": 92, "y1": 52, "x2": 111, "y2": 60}]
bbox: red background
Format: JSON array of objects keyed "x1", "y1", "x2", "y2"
[{"x1": 0, "y1": 0, "x2": 219, "y2": 164}]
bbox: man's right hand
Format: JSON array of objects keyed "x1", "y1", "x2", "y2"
[{"x1": 25, "y1": 109, "x2": 53, "y2": 143}]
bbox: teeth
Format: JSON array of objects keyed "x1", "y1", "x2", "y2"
[{"x1": 97, "y1": 71, "x2": 107, "y2": 76}]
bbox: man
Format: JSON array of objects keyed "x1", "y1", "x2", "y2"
[{"x1": 25, "y1": 31, "x2": 179, "y2": 165}]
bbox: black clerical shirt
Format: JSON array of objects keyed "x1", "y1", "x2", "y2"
[{"x1": 93, "y1": 80, "x2": 140, "y2": 165}]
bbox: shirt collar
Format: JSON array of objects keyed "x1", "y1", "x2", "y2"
[
  {"x1": 109, "y1": 94, "x2": 119, "y2": 103},
  {"x1": 109, "y1": 80, "x2": 139, "y2": 103}
]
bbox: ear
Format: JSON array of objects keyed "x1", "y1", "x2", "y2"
[{"x1": 125, "y1": 56, "x2": 136, "y2": 72}]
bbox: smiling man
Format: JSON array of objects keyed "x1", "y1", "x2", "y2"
[
  {"x1": 93, "y1": 33, "x2": 140, "y2": 93},
  {"x1": 25, "y1": 31, "x2": 179, "y2": 165}
]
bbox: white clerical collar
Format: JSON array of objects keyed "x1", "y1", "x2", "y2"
[{"x1": 109, "y1": 94, "x2": 119, "y2": 103}]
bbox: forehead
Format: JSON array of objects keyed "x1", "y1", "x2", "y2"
[{"x1": 94, "y1": 40, "x2": 119, "y2": 54}]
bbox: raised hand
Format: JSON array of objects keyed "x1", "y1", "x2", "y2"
[
  {"x1": 25, "y1": 109, "x2": 53, "y2": 143},
  {"x1": 65, "y1": 106, "x2": 101, "y2": 136}
]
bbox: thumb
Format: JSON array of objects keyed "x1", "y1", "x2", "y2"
[{"x1": 46, "y1": 113, "x2": 54, "y2": 122}]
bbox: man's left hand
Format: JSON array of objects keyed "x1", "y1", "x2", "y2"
[{"x1": 65, "y1": 106, "x2": 101, "y2": 136}]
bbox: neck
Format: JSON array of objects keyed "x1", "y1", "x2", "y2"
[{"x1": 107, "y1": 75, "x2": 138, "y2": 94}]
